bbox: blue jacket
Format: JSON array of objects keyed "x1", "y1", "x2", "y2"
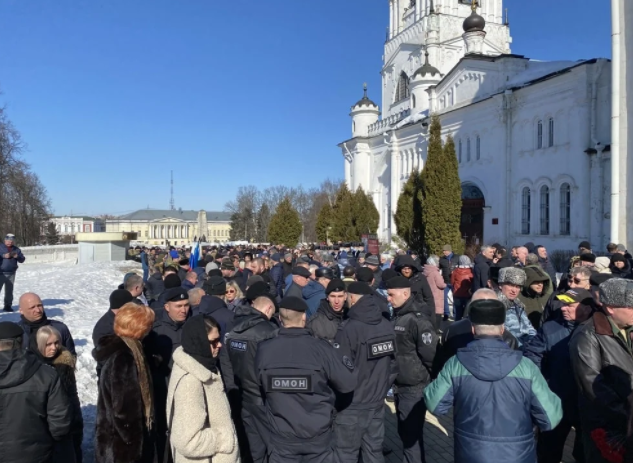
[
  {"x1": 0, "y1": 244, "x2": 25, "y2": 273},
  {"x1": 303, "y1": 280, "x2": 325, "y2": 318},
  {"x1": 269, "y1": 263, "x2": 285, "y2": 298},
  {"x1": 523, "y1": 317, "x2": 581, "y2": 411},
  {"x1": 140, "y1": 251, "x2": 148, "y2": 269},
  {"x1": 425, "y1": 337, "x2": 562, "y2": 463}
]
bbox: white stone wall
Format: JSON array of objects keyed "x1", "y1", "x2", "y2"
[{"x1": 21, "y1": 245, "x2": 79, "y2": 264}]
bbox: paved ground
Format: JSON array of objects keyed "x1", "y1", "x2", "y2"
[{"x1": 382, "y1": 401, "x2": 577, "y2": 463}]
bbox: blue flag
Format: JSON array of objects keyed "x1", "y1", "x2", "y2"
[{"x1": 189, "y1": 240, "x2": 200, "y2": 270}]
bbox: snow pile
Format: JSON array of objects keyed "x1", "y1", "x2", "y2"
[
  {"x1": 506, "y1": 60, "x2": 580, "y2": 89},
  {"x1": 0, "y1": 260, "x2": 140, "y2": 462},
  {"x1": 394, "y1": 109, "x2": 429, "y2": 129}
]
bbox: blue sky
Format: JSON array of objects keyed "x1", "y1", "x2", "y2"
[{"x1": 0, "y1": 0, "x2": 612, "y2": 216}]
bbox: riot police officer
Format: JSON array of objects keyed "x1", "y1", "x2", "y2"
[
  {"x1": 255, "y1": 296, "x2": 356, "y2": 463},
  {"x1": 225, "y1": 282, "x2": 278, "y2": 463},
  {"x1": 386, "y1": 276, "x2": 437, "y2": 463},
  {"x1": 306, "y1": 278, "x2": 347, "y2": 342},
  {"x1": 334, "y1": 282, "x2": 398, "y2": 463}
]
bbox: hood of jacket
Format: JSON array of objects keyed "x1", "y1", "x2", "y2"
[
  {"x1": 303, "y1": 279, "x2": 325, "y2": 299},
  {"x1": 92, "y1": 334, "x2": 129, "y2": 364},
  {"x1": 232, "y1": 304, "x2": 272, "y2": 333},
  {"x1": 522, "y1": 266, "x2": 551, "y2": 298},
  {"x1": 395, "y1": 255, "x2": 420, "y2": 273},
  {"x1": 456, "y1": 337, "x2": 523, "y2": 381},
  {"x1": 0, "y1": 348, "x2": 42, "y2": 389},
  {"x1": 317, "y1": 298, "x2": 347, "y2": 321},
  {"x1": 348, "y1": 295, "x2": 383, "y2": 325},
  {"x1": 422, "y1": 264, "x2": 440, "y2": 277}
]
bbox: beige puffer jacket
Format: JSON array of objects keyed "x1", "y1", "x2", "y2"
[{"x1": 166, "y1": 347, "x2": 240, "y2": 463}]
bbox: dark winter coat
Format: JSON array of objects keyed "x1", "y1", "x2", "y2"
[
  {"x1": 432, "y1": 318, "x2": 519, "y2": 378},
  {"x1": 396, "y1": 256, "x2": 434, "y2": 316},
  {"x1": 335, "y1": 295, "x2": 397, "y2": 407},
  {"x1": 307, "y1": 299, "x2": 347, "y2": 343},
  {"x1": 472, "y1": 254, "x2": 492, "y2": 292},
  {"x1": 439, "y1": 253, "x2": 460, "y2": 284},
  {"x1": 282, "y1": 261, "x2": 293, "y2": 279},
  {"x1": 570, "y1": 311, "x2": 633, "y2": 463},
  {"x1": 610, "y1": 257, "x2": 633, "y2": 279},
  {"x1": 284, "y1": 282, "x2": 303, "y2": 300},
  {"x1": 196, "y1": 295, "x2": 235, "y2": 340},
  {"x1": 0, "y1": 348, "x2": 72, "y2": 463},
  {"x1": 93, "y1": 310, "x2": 116, "y2": 376},
  {"x1": 50, "y1": 348, "x2": 83, "y2": 435},
  {"x1": 536, "y1": 251, "x2": 558, "y2": 285},
  {"x1": 542, "y1": 290, "x2": 566, "y2": 324},
  {"x1": 93, "y1": 335, "x2": 155, "y2": 463},
  {"x1": 145, "y1": 272, "x2": 164, "y2": 301},
  {"x1": 0, "y1": 243, "x2": 25, "y2": 273},
  {"x1": 225, "y1": 305, "x2": 278, "y2": 405},
  {"x1": 392, "y1": 296, "x2": 437, "y2": 389},
  {"x1": 517, "y1": 266, "x2": 552, "y2": 328},
  {"x1": 425, "y1": 337, "x2": 562, "y2": 463},
  {"x1": 269, "y1": 262, "x2": 285, "y2": 298},
  {"x1": 18, "y1": 315, "x2": 76, "y2": 356}
]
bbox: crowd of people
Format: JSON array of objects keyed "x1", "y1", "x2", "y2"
[{"x1": 1, "y1": 239, "x2": 633, "y2": 463}]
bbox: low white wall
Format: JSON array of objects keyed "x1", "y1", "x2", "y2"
[{"x1": 21, "y1": 245, "x2": 79, "y2": 264}]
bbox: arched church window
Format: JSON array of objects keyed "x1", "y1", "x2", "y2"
[
  {"x1": 458, "y1": 139, "x2": 462, "y2": 163},
  {"x1": 395, "y1": 72, "x2": 410, "y2": 102},
  {"x1": 476, "y1": 136, "x2": 481, "y2": 160},
  {"x1": 537, "y1": 120, "x2": 543, "y2": 149},
  {"x1": 467, "y1": 138, "x2": 471, "y2": 162},
  {"x1": 521, "y1": 187, "x2": 531, "y2": 234},
  {"x1": 559, "y1": 183, "x2": 571, "y2": 235},
  {"x1": 548, "y1": 117, "x2": 554, "y2": 147},
  {"x1": 540, "y1": 185, "x2": 550, "y2": 235}
]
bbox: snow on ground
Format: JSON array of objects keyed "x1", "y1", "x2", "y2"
[{"x1": 0, "y1": 260, "x2": 141, "y2": 463}]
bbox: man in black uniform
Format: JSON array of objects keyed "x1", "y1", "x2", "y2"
[
  {"x1": 307, "y1": 278, "x2": 347, "y2": 342},
  {"x1": 386, "y1": 276, "x2": 437, "y2": 463},
  {"x1": 226, "y1": 285, "x2": 278, "y2": 463},
  {"x1": 255, "y1": 296, "x2": 357, "y2": 463},
  {"x1": 334, "y1": 282, "x2": 398, "y2": 463}
]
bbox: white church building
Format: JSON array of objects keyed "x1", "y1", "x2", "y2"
[{"x1": 339, "y1": 0, "x2": 614, "y2": 251}]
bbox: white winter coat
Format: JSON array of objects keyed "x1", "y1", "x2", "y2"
[{"x1": 166, "y1": 347, "x2": 240, "y2": 463}]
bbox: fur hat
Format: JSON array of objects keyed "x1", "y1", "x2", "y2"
[
  {"x1": 599, "y1": 278, "x2": 633, "y2": 308},
  {"x1": 468, "y1": 299, "x2": 506, "y2": 326},
  {"x1": 498, "y1": 267, "x2": 526, "y2": 286}
]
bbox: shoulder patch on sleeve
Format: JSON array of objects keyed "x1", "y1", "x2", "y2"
[
  {"x1": 342, "y1": 355, "x2": 354, "y2": 371},
  {"x1": 421, "y1": 331, "x2": 434, "y2": 345}
]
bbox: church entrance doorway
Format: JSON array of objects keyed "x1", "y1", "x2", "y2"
[{"x1": 461, "y1": 183, "x2": 485, "y2": 246}]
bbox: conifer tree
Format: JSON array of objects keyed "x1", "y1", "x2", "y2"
[
  {"x1": 394, "y1": 169, "x2": 424, "y2": 251},
  {"x1": 330, "y1": 183, "x2": 356, "y2": 242},
  {"x1": 267, "y1": 197, "x2": 302, "y2": 246},
  {"x1": 352, "y1": 186, "x2": 379, "y2": 236},
  {"x1": 421, "y1": 115, "x2": 464, "y2": 255},
  {"x1": 315, "y1": 203, "x2": 333, "y2": 243},
  {"x1": 45, "y1": 222, "x2": 60, "y2": 245}
]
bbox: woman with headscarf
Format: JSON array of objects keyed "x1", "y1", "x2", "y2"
[
  {"x1": 450, "y1": 256, "x2": 473, "y2": 321},
  {"x1": 93, "y1": 303, "x2": 156, "y2": 463},
  {"x1": 166, "y1": 314, "x2": 239, "y2": 463},
  {"x1": 610, "y1": 254, "x2": 632, "y2": 279},
  {"x1": 35, "y1": 325, "x2": 83, "y2": 463},
  {"x1": 422, "y1": 255, "x2": 447, "y2": 329}
]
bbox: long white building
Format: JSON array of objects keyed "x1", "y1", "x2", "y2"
[{"x1": 340, "y1": 0, "x2": 615, "y2": 251}]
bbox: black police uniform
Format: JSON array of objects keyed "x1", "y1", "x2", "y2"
[
  {"x1": 255, "y1": 327, "x2": 356, "y2": 463},
  {"x1": 226, "y1": 304, "x2": 278, "y2": 463},
  {"x1": 333, "y1": 295, "x2": 398, "y2": 463},
  {"x1": 392, "y1": 295, "x2": 437, "y2": 463},
  {"x1": 306, "y1": 299, "x2": 347, "y2": 342}
]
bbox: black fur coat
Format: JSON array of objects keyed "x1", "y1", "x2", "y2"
[{"x1": 93, "y1": 335, "x2": 156, "y2": 463}]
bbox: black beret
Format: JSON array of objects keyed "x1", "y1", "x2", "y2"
[
  {"x1": 315, "y1": 267, "x2": 334, "y2": 280},
  {"x1": 579, "y1": 253, "x2": 596, "y2": 263},
  {"x1": 292, "y1": 266, "x2": 311, "y2": 278},
  {"x1": 178, "y1": 258, "x2": 190, "y2": 266},
  {"x1": 246, "y1": 281, "x2": 269, "y2": 300},
  {"x1": 347, "y1": 281, "x2": 374, "y2": 295},
  {"x1": 385, "y1": 276, "x2": 411, "y2": 289},
  {"x1": 164, "y1": 273, "x2": 182, "y2": 289},
  {"x1": 279, "y1": 296, "x2": 308, "y2": 313},
  {"x1": 468, "y1": 299, "x2": 506, "y2": 326},
  {"x1": 0, "y1": 322, "x2": 23, "y2": 340},
  {"x1": 208, "y1": 269, "x2": 223, "y2": 278},
  {"x1": 109, "y1": 289, "x2": 134, "y2": 310},
  {"x1": 164, "y1": 287, "x2": 189, "y2": 302},
  {"x1": 382, "y1": 268, "x2": 398, "y2": 282},
  {"x1": 326, "y1": 278, "x2": 346, "y2": 295},
  {"x1": 205, "y1": 276, "x2": 227, "y2": 296},
  {"x1": 590, "y1": 273, "x2": 615, "y2": 286},
  {"x1": 356, "y1": 267, "x2": 375, "y2": 283}
]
